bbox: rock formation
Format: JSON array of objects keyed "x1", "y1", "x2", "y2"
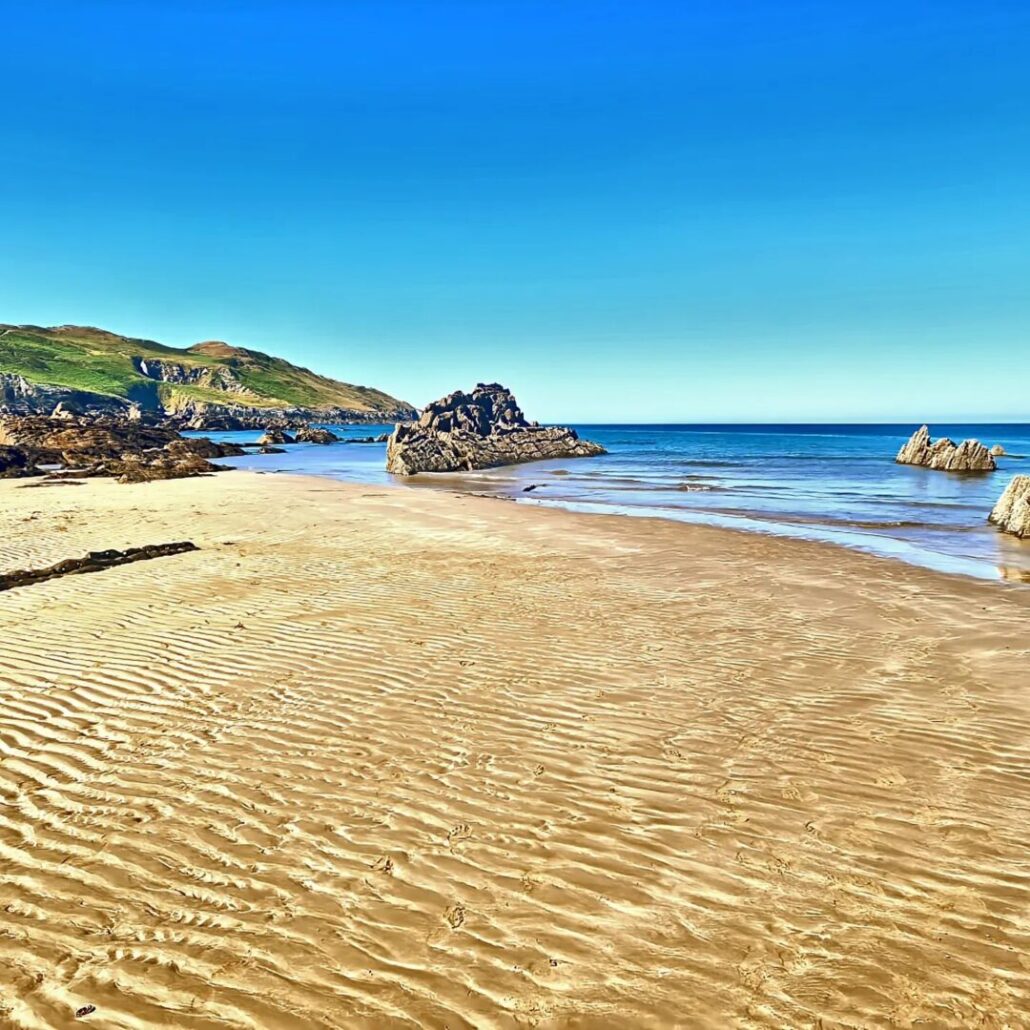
[
  {"x1": 0, "y1": 414, "x2": 245, "y2": 483},
  {"x1": 988, "y1": 475, "x2": 1030, "y2": 538},
  {"x1": 294, "y1": 426, "x2": 339, "y2": 444},
  {"x1": 895, "y1": 425, "x2": 996, "y2": 472},
  {"x1": 385, "y1": 383, "x2": 605, "y2": 475},
  {"x1": 991, "y1": 444, "x2": 1006, "y2": 457},
  {"x1": 257, "y1": 428, "x2": 294, "y2": 445}
]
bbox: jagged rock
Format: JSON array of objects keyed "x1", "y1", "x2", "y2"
[
  {"x1": 164, "y1": 438, "x2": 246, "y2": 460},
  {"x1": 895, "y1": 425, "x2": 996, "y2": 472},
  {"x1": 991, "y1": 444, "x2": 1006, "y2": 457},
  {"x1": 386, "y1": 383, "x2": 605, "y2": 475},
  {"x1": 0, "y1": 415, "x2": 178, "y2": 458},
  {"x1": 989, "y1": 475, "x2": 1030, "y2": 538},
  {"x1": 257, "y1": 429, "x2": 294, "y2": 445},
  {"x1": 294, "y1": 426, "x2": 339, "y2": 444},
  {"x1": 0, "y1": 414, "x2": 238, "y2": 483},
  {"x1": 113, "y1": 452, "x2": 222, "y2": 483}
]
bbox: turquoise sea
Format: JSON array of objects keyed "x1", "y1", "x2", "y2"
[{"x1": 195, "y1": 423, "x2": 1030, "y2": 582}]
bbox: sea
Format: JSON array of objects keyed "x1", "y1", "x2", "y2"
[{"x1": 194, "y1": 423, "x2": 1030, "y2": 583}]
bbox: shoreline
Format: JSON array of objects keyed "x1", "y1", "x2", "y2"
[
  {"x1": 2, "y1": 471, "x2": 1029, "y2": 1026},
  {"x1": 229, "y1": 459, "x2": 1030, "y2": 586}
]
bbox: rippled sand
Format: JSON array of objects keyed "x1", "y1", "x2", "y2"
[{"x1": 1, "y1": 472, "x2": 1028, "y2": 1028}]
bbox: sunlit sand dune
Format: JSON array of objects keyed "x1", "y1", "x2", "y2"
[{"x1": 1, "y1": 473, "x2": 1028, "y2": 1028}]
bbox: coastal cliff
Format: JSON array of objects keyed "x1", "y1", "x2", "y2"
[
  {"x1": 0, "y1": 324, "x2": 416, "y2": 428},
  {"x1": 386, "y1": 383, "x2": 605, "y2": 474}
]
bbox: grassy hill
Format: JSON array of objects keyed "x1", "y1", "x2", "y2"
[{"x1": 0, "y1": 324, "x2": 413, "y2": 415}]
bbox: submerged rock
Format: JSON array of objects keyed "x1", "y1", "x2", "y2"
[
  {"x1": 386, "y1": 383, "x2": 605, "y2": 475},
  {"x1": 895, "y1": 425, "x2": 996, "y2": 472},
  {"x1": 989, "y1": 475, "x2": 1030, "y2": 538}
]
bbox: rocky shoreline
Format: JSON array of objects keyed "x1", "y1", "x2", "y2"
[
  {"x1": 0, "y1": 414, "x2": 247, "y2": 483},
  {"x1": 0, "y1": 376, "x2": 415, "y2": 432}
]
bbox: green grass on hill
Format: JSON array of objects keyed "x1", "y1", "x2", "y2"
[{"x1": 0, "y1": 324, "x2": 411, "y2": 413}]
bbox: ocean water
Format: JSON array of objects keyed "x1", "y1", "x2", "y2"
[{"x1": 197, "y1": 423, "x2": 1030, "y2": 582}]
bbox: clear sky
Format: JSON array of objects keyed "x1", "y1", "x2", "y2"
[{"x1": 1, "y1": 1, "x2": 1027, "y2": 422}]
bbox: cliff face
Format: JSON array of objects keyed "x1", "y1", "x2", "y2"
[
  {"x1": 132, "y1": 357, "x2": 251, "y2": 394},
  {"x1": 0, "y1": 324, "x2": 416, "y2": 426},
  {"x1": 896, "y1": 425, "x2": 996, "y2": 472},
  {"x1": 1, "y1": 372, "x2": 133, "y2": 415},
  {"x1": 989, "y1": 475, "x2": 1030, "y2": 538},
  {"x1": 386, "y1": 383, "x2": 605, "y2": 475}
]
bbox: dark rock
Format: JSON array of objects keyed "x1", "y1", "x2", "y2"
[
  {"x1": 178, "y1": 404, "x2": 416, "y2": 433},
  {"x1": 0, "y1": 542, "x2": 198, "y2": 592},
  {"x1": 0, "y1": 445, "x2": 39, "y2": 479},
  {"x1": 294, "y1": 426, "x2": 339, "y2": 444},
  {"x1": 0, "y1": 414, "x2": 236, "y2": 483},
  {"x1": 386, "y1": 383, "x2": 605, "y2": 475},
  {"x1": 343, "y1": 433, "x2": 390, "y2": 444},
  {"x1": 257, "y1": 428, "x2": 294, "y2": 445},
  {"x1": 164, "y1": 437, "x2": 246, "y2": 459}
]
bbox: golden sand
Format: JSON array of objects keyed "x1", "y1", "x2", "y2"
[{"x1": 1, "y1": 472, "x2": 1028, "y2": 1028}]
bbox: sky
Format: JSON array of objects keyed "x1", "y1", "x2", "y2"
[{"x1": 1, "y1": 0, "x2": 1028, "y2": 422}]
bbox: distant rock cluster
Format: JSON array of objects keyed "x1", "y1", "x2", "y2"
[
  {"x1": 386, "y1": 383, "x2": 605, "y2": 475},
  {"x1": 895, "y1": 425, "x2": 996, "y2": 472},
  {"x1": 989, "y1": 475, "x2": 1030, "y2": 539}
]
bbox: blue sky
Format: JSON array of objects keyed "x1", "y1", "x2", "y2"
[{"x1": 1, "y1": 0, "x2": 1027, "y2": 421}]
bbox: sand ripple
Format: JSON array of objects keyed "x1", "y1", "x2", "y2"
[{"x1": 1, "y1": 474, "x2": 1028, "y2": 1027}]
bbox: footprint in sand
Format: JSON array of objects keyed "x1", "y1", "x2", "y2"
[{"x1": 447, "y1": 823, "x2": 472, "y2": 846}]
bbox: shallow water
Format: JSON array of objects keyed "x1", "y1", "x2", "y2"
[{"x1": 195, "y1": 422, "x2": 1030, "y2": 582}]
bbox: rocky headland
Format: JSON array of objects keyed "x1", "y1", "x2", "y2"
[
  {"x1": 895, "y1": 425, "x2": 996, "y2": 472},
  {"x1": 989, "y1": 475, "x2": 1030, "y2": 538},
  {"x1": 385, "y1": 383, "x2": 605, "y2": 475},
  {"x1": 0, "y1": 324, "x2": 417, "y2": 429}
]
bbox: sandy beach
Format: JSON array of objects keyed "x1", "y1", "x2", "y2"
[{"x1": 1, "y1": 471, "x2": 1028, "y2": 1028}]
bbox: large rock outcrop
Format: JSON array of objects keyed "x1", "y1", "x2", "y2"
[
  {"x1": 989, "y1": 475, "x2": 1030, "y2": 538},
  {"x1": 895, "y1": 425, "x2": 996, "y2": 472},
  {"x1": 294, "y1": 426, "x2": 339, "y2": 444},
  {"x1": 0, "y1": 414, "x2": 245, "y2": 483},
  {"x1": 385, "y1": 383, "x2": 605, "y2": 475}
]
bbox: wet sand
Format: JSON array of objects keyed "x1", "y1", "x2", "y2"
[{"x1": 1, "y1": 471, "x2": 1028, "y2": 1028}]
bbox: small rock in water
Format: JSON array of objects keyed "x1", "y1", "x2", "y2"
[{"x1": 895, "y1": 425, "x2": 995, "y2": 472}]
